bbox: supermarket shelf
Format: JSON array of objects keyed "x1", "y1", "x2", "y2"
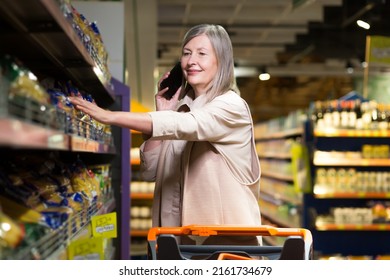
[
  {"x1": 0, "y1": 0, "x2": 115, "y2": 107},
  {"x1": 0, "y1": 118, "x2": 116, "y2": 154},
  {"x1": 0, "y1": 117, "x2": 69, "y2": 150},
  {"x1": 258, "y1": 153, "x2": 291, "y2": 160},
  {"x1": 70, "y1": 135, "x2": 115, "y2": 154},
  {"x1": 3, "y1": 198, "x2": 111, "y2": 260},
  {"x1": 131, "y1": 193, "x2": 154, "y2": 200},
  {"x1": 313, "y1": 187, "x2": 390, "y2": 199},
  {"x1": 131, "y1": 158, "x2": 141, "y2": 165},
  {"x1": 315, "y1": 222, "x2": 390, "y2": 231},
  {"x1": 261, "y1": 170, "x2": 294, "y2": 182},
  {"x1": 130, "y1": 230, "x2": 149, "y2": 237},
  {"x1": 313, "y1": 157, "x2": 390, "y2": 166},
  {"x1": 130, "y1": 126, "x2": 153, "y2": 247},
  {"x1": 0, "y1": 0, "x2": 127, "y2": 260},
  {"x1": 260, "y1": 210, "x2": 300, "y2": 229},
  {"x1": 314, "y1": 129, "x2": 390, "y2": 138},
  {"x1": 261, "y1": 189, "x2": 302, "y2": 206},
  {"x1": 255, "y1": 127, "x2": 303, "y2": 140}
]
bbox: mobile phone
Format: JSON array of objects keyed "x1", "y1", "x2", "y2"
[{"x1": 160, "y1": 62, "x2": 183, "y2": 99}]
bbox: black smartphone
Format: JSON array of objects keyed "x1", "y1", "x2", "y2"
[{"x1": 160, "y1": 62, "x2": 183, "y2": 99}]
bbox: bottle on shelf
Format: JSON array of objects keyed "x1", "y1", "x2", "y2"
[
  {"x1": 370, "y1": 100, "x2": 379, "y2": 130},
  {"x1": 347, "y1": 99, "x2": 356, "y2": 129},
  {"x1": 331, "y1": 99, "x2": 340, "y2": 129},
  {"x1": 323, "y1": 100, "x2": 333, "y2": 129},
  {"x1": 339, "y1": 100, "x2": 350, "y2": 129},
  {"x1": 385, "y1": 104, "x2": 390, "y2": 128},
  {"x1": 312, "y1": 100, "x2": 325, "y2": 129},
  {"x1": 361, "y1": 101, "x2": 372, "y2": 130},
  {"x1": 376, "y1": 103, "x2": 389, "y2": 131}
]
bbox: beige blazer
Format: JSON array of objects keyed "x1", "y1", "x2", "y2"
[{"x1": 140, "y1": 91, "x2": 261, "y2": 231}]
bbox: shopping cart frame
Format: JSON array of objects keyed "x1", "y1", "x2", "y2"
[{"x1": 147, "y1": 225, "x2": 313, "y2": 260}]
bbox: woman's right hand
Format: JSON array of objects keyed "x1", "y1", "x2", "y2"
[
  {"x1": 69, "y1": 96, "x2": 113, "y2": 124},
  {"x1": 155, "y1": 72, "x2": 181, "y2": 111}
]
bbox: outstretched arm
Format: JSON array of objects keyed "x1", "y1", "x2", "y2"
[
  {"x1": 69, "y1": 96, "x2": 153, "y2": 134},
  {"x1": 68, "y1": 71, "x2": 181, "y2": 143}
]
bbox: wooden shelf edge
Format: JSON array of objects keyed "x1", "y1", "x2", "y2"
[
  {"x1": 131, "y1": 193, "x2": 154, "y2": 200},
  {"x1": 315, "y1": 223, "x2": 390, "y2": 231},
  {"x1": 130, "y1": 230, "x2": 149, "y2": 237}
]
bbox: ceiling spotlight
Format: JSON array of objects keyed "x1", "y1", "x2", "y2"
[
  {"x1": 259, "y1": 67, "x2": 270, "y2": 81},
  {"x1": 358, "y1": 56, "x2": 368, "y2": 68},
  {"x1": 346, "y1": 61, "x2": 354, "y2": 74},
  {"x1": 356, "y1": 20, "x2": 370, "y2": 30}
]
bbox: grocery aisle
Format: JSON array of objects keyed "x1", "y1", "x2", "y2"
[
  {"x1": 257, "y1": 95, "x2": 390, "y2": 260},
  {"x1": 2, "y1": 0, "x2": 390, "y2": 261}
]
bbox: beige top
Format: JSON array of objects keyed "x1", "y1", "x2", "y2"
[{"x1": 140, "y1": 91, "x2": 261, "y2": 230}]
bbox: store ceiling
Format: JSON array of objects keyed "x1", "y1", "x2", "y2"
[
  {"x1": 156, "y1": 0, "x2": 390, "y2": 123},
  {"x1": 81, "y1": 0, "x2": 390, "y2": 123}
]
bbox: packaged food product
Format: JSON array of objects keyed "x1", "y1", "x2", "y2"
[
  {"x1": 1, "y1": 55, "x2": 50, "y2": 105},
  {"x1": 0, "y1": 208, "x2": 24, "y2": 249}
]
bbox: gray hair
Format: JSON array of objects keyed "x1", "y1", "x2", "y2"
[{"x1": 180, "y1": 24, "x2": 238, "y2": 101}]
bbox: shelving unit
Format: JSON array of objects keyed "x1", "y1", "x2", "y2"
[
  {"x1": 0, "y1": 0, "x2": 130, "y2": 259},
  {"x1": 254, "y1": 110, "x2": 310, "y2": 245},
  {"x1": 129, "y1": 131, "x2": 154, "y2": 258},
  {"x1": 304, "y1": 121, "x2": 390, "y2": 258},
  {"x1": 256, "y1": 98, "x2": 390, "y2": 259},
  {"x1": 0, "y1": 0, "x2": 115, "y2": 107}
]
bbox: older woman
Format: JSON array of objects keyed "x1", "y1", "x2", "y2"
[{"x1": 70, "y1": 24, "x2": 261, "y2": 245}]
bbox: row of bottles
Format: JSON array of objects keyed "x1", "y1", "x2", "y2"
[
  {"x1": 321, "y1": 201, "x2": 390, "y2": 225},
  {"x1": 311, "y1": 99, "x2": 390, "y2": 130},
  {"x1": 316, "y1": 168, "x2": 390, "y2": 193}
]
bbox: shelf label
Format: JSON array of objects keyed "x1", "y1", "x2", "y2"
[
  {"x1": 91, "y1": 212, "x2": 117, "y2": 238},
  {"x1": 68, "y1": 237, "x2": 104, "y2": 260},
  {"x1": 378, "y1": 224, "x2": 387, "y2": 231},
  {"x1": 337, "y1": 224, "x2": 345, "y2": 230},
  {"x1": 357, "y1": 192, "x2": 365, "y2": 198},
  {"x1": 355, "y1": 225, "x2": 364, "y2": 230}
]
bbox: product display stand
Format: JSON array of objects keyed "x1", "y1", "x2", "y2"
[
  {"x1": 256, "y1": 101, "x2": 390, "y2": 259},
  {"x1": 304, "y1": 119, "x2": 390, "y2": 258},
  {"x1": 254, "y1": 110, "x2": 309, "y2": 246},
  {"x1": 0, "y1": 0, "x2": 131, "y2": 259}
]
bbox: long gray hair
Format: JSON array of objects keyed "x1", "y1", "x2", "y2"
[{"x1": 179, "y1": 24, "x2": 239, "y2": 101}]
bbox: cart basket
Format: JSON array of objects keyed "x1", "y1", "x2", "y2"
[{"x1": 147, "y1": 225, "x2": 313, "y2": 260}]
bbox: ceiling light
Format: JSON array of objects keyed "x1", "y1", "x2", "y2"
[
  {"x1": 346, "y1": 61, "x2": 354, "y2": 74},
  {"x1": 356, "y1": 20, "x2": 370, "y2": 30},
  {"x1": 359, "y1": 56, "x2": 368, "y2": 68},
  {"x1": 259, "y1": 73, "x2": 270, "y2": 81},
  {"x1": 259, "y1": 67, "x2": 270, "y2": 81}
]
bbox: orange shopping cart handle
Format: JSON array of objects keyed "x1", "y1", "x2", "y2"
[
  {"x1": 147, "y1": 225, "x2": 314, "y2": 260},
  {"x1": 148, "y1": 224, "x2": 312, "y2": 244}
]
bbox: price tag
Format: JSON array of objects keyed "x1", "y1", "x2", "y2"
[
  {"x1": 91, "y1": 212, "x2": 117, "y2": 238},
  {"x1": 378, "y1": 224, "x2": 387, "y2": 231},
  {"x1": 68, "y1": 237, "x2": 104, "y2": 260},
  {"x1": 357, "y1": 192, "x2": 365, "y2": 198}
]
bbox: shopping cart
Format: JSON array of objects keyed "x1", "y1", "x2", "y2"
[{"x1": 147, "y1": 225, "x2": 313, "y2": 260}]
